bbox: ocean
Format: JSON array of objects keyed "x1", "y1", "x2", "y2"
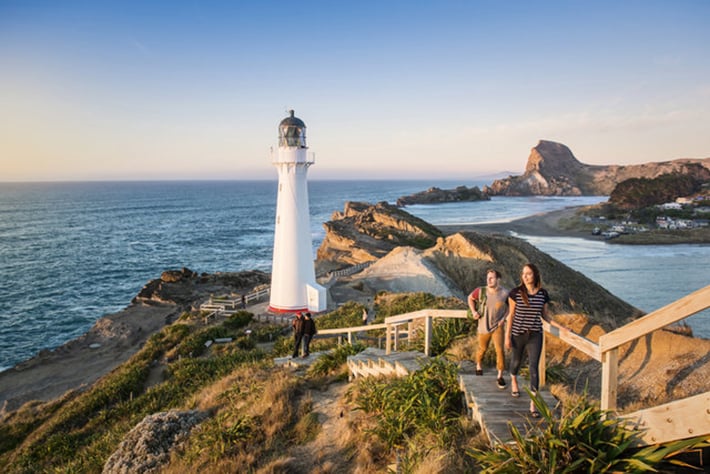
[{"x1": 0, "y1": 180, "x2": 708, "y2": 371}]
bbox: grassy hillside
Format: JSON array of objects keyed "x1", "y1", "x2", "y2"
[{"x1": 1, "y1": 294, "x2": 705, "y2": 473}]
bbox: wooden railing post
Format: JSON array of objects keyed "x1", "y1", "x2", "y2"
[
  {"x1": 394, "y1": 325, "x2": 399, "y2": 352},
  {"x1": 540, "y1": 332, "x2": 546, "y2": 388},
  {"x1": 347, "y1": 331, "x2": 352, "y2": 345},
  {"x1": 424, "y1": 315, "x2": 432, "y2": 356},
  {"x1": 386, "y1": 324, "x2": 392, "y2": 355},
  {"x1": 601, "y1": 347, "x2": 619, "y2": 411}
]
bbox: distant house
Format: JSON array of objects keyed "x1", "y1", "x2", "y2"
[
  {"x1": 676, "y1": 197, "x2": 693, "y2": 205},
  {"x1": 660, "y1": 202, "x2": 683, "y2": 210},
  {"x1": 656, "y1": 217, "x2": 671, "y2": 229}
]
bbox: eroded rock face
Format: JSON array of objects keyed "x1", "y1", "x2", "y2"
[
  {"x1": 316, "y1": 201, "x2": 443, "y2": 273},
  {"x1": 484, "y1": 140, "x2": 710, "y2": 196}
]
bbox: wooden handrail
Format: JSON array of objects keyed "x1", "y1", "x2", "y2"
[
  {"x1": 542, "y1": 320, "x2": 601, "y2": 361},
  {"x1": 312, "y1": 284, "x2": 710, "y2": 445},
  {"x1": 599, "y1": 285, "x2": 710, "y2": 352},
  {"x1": 317, "y1": 323, "x2": 388, "y2": 335}
]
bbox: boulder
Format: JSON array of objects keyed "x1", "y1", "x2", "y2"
[{"x1": 103, "y1": 410, "x2": 206, "y2": 474}]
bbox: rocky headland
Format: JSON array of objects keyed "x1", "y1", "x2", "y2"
[
  {"x1": 395, "y1": 185, "x2": 489, "y2": 206},
  {"x1": 483, "y1": 139, "x2": 710, "y2": 196}
]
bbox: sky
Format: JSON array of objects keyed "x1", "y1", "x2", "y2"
[{"x1": 1, "y1": 0, "x2": 709, "y2": 182}]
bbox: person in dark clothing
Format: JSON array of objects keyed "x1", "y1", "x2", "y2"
[
  {"x1": 504, "y1": 263, "x2": 568, "y2": 418},
  {"x1": 301, "y1": 312, "x2": 317, "y2": 357},
  {"x1": 292, "y1": 312, "x2": 305, "y2": 358}
]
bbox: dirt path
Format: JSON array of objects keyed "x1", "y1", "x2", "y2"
[{"x1": 288, "y1": 382, "x2": 354, "y2": 472}]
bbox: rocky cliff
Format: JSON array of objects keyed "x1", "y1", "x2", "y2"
[
  {"x1": 315, "y1": 201, "x2": 443, "y2": 274},
  {"x1": 484, "y1": 140, "x2": 710, "y2": 196}
]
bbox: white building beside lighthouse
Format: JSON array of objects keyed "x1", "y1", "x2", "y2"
[{"x1": 268, "y1": 110, "x2": 327, "y2": 313}]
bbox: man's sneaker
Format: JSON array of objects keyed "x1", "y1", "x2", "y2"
[{"x1": 496, "y1": 377, "x2": 506, "y2": 389}]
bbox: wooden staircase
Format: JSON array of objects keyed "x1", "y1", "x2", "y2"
[
  {"x1": 345, "y1": 351, "x2": 559, "y2": 444},
  {"x1": 347, "y1": 347, "x2": 425, "y2": 380},
  {"x1": 458, "y1": 360, "x2": 559, "y2": 444}
]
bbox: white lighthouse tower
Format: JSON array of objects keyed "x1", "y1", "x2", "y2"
[{"x1": 269, "y1": 110, "x2": 327, "y2": 313}]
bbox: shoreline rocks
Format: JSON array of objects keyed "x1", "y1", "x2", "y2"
[{"x1": 396, "y1": 185, "x2": 489, "y2": 206}]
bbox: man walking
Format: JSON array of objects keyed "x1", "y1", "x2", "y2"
[
  {"x1": 292, "y1": 312, "x2": 305, "y2": 358},
  {"x1": 468, "y1": 269, "x2": 509, "y2": 388},
  {"x1": 302, "y1": 312, "x2": 317, "y2": 358}
]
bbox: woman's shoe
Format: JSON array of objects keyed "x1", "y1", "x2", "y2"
[
  {"x1": 475, "y1": 369, "x2": 483, "y2": 376},
  {"x1": 530, "y1": 409, "x2": 541, "y2": 418},
  {"x1": 511, "y1": 391, "x2": 520, "y2": 398}
]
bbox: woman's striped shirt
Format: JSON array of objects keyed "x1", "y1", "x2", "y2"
[{"x1": 509, "y1": 287, "x2": 550, "y2": 336}]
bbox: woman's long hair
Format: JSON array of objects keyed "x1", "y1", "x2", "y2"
[{"x1": 517, "y1": 263, "x2": 541, "y2": 306}]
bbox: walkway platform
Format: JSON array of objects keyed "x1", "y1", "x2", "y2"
[{"x1": 458, "y1": 360, "x2": 559, "y2": 444}]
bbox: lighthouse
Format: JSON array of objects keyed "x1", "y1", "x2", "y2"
[{"x1": 268, "y1": 110, "x2": 327, "y2": 313}]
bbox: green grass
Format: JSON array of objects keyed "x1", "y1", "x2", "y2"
[{"x1": 351, "y1": 358, "x2": 462, "y2": 450}]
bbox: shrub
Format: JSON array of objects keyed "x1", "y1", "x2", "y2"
[
  {"x1": 352, "y1": 358, "x2": 462, "y2": 450},
  {"x1": 315, "y1": 301, "x2": 367, "y2": 329},
  {"x1": 223, "y1": 311, "x2": 253, "y2": 330},
  {"x1": 307, "y1": 342, "x2": 366, "y2": 377},
  {"x1": 469, "y1": 390, "x2": 709, "y2": 473}
]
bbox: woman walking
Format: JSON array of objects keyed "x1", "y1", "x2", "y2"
[{"x1": 504, "y1": 263, "x2": 562, "y2": 417}]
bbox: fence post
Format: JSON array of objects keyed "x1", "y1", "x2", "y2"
[
  {"x1": 394, "y1": 325, "x2": 399, "y2": 352},
  {"x1": 424, "y1": 315, "x2": 432, "y2": 356},
  {"x1": 601, "y1": 348, "x2": 619, "y2": 411},
  {"x1": 347, "y1": 331, "x2": 352, "y2": 345}
]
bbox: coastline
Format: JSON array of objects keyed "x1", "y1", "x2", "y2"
[
  {"x1": 437, "y1": 206, "x2": 588, "y2": 238},
  {"x1": 2, "y1": 205, "x2": 707, "y2": 417},
  {"x1": 438, "y1": 205, "x2": 710, "y2": 244}
]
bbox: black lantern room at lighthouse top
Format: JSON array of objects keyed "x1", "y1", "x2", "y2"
[{"x1": 279, "y1": 110, "x2": 307, "y2": 148}]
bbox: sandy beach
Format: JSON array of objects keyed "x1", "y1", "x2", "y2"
[{"x1": 437, "y1": 206, "x2": 586, "y2": 238}]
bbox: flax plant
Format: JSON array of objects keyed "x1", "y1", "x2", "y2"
[
  {"x1": 469, "y1": 390, "x2": 708, "y2": 473},
  {"x1": 352, "y1": 358, "x2": 462, "y2": 451}
]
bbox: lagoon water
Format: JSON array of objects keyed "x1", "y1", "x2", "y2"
[{"x1": 0, "y1": 180, "x2": 708, "y2": 371}]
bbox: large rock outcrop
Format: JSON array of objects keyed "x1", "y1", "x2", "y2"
[
  {"x1": 315, "y1": 201, "x2": 443, "y2": 274},
  {"x1": 484, "y1": 140, "x2": 710, "y2": 196}
]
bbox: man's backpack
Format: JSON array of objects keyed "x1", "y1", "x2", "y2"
[
  {"x1": 475, "y1": 287, "x2": 487, "y2": 316},
  {"x1": 467, "y1": 287, "x2": 487, "y2": 320}
]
